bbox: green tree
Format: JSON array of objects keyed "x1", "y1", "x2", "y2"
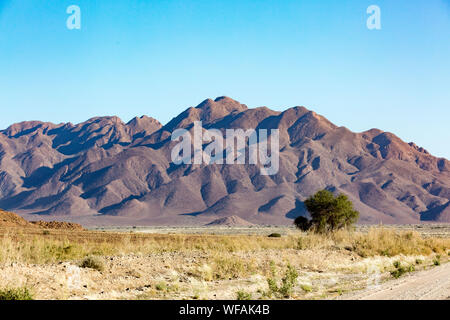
[{"x1": 294, "y1": 190, "x2": 359, "y2": 233}]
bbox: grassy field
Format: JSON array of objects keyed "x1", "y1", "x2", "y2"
[{"x1": 0, "y1": 225, "x2": 449, "y2": 300}]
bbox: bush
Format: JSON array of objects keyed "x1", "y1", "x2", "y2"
[
  {"x1": 294, "y1": 190, "x2": 359, "y2": 234},
  {"x1": 80, "y1": 256, "x2": 104, "y2": 271},
  {"x1": 236, "y1": 290, "x2": 252, "y2": 300},
  {"x1": 390, "y1": 261, "x2": 415, "y2": 279},
  {"x1": 300, "y1": 284, "x2": 313, "y2": 292},
  {"x1": 433, "y1": 258, "x2": 441, "y2": 266},
  {"x1": 155, "y1": 282, "x2": 167, "y2": 291},
  {"x1": 266, "y1": 265, "x2": 298, "y2": 298},
  {"x1": 390, "y1": 263, "x2": 407, "y2": 279},
  {"x1": 268, "y1": 233, "x2": 281, "y2": 238},
  {"x1": 0, "y1": 287, "x2": 33, "y2": 300}
]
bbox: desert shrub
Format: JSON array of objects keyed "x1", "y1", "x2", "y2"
[
  {"x1": 294, "y1": 190, "x2": 359, "y2": 234},
  {"x1": 433, "y1": 257, "x2": 441, "y2": 266},
  {"x1": 267, "y1": 277, "x2": 277, "y2": 295},
  {"x1": 236, "y1": 290, "x2": 252, "y2": 300},
  {"x1": 80, "y1": 256, "x2": 104, "y2": 271},
  {"x1": 0, "y1": 287, "x2": 33, "y2": 300},
  {"x1": 390, "y1": 261, "x2": 415, "y2": 279},
  {"x1": 266, "y1": 265, "x2": 298, "y2": 298},
  {"x1": 155, "y1": 282, "x2": 167, "y2": 291},
  {"x1": 268, "y1": 233, "x2": 281, "y2": 238},
  {"x1": 390, "y1": 262, "x2": 407, "y2": 279},
  {"x1": 300, "y1": 284, "x2": 313, "y2": 292}
]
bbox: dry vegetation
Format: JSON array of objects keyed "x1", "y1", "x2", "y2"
[{"x1": 0, "y1": 226, "x2": 449, "y2": 300}]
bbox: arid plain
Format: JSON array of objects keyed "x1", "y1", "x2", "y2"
[{"x1": 1, "y1": 212, "x2": 449, "y2": 300}]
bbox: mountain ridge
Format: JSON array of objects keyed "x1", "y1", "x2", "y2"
[{"x1": 0, "y1": 97, "x2": 449, "y2": 225}]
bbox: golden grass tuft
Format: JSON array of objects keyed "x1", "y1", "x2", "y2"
[{"x1": 332, "y1": 228, "x2": 449, "y2": 257}]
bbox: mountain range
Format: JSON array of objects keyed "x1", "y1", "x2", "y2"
[{"x1": 0, "y1": 97, "x2": 449, "y2": 226}]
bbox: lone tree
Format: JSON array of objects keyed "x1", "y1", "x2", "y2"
[{"x1": 294, "y1": 190, "x2": 359, "y2": 233}]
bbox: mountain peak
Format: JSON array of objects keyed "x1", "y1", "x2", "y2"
[
  {"x1": 194, "y1": 97, "x2": 247, "y2": 122},
  {"x1": 127, "y1": 116, "x2": 162, "y2": 136},
  {"x1": 127, "y1": 115, "x2": 162, "y2": 127},
  {"x1": 214, "y1": 96, "x2": 240, "y2": 104},
  {"x1": 84, "y1": 116, "x2": 124, "y2": 125}
]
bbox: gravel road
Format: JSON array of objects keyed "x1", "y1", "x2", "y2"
[{"x1": 340, "y1": 262, "x2": 450, "y2": 300}]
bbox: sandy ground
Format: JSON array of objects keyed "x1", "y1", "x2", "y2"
[
  {"x1": 2, "y1": 250, "x2": 446, "y2": 300},
  {"x1": 0, "y1": 250, "x2": 361, "y2": 300},
  {"x1": 340, "y1": 262, "x2": 450, "y2": 300},
  {"x1": 1, "y1": 225, "x2": 449, "y2": 300}
]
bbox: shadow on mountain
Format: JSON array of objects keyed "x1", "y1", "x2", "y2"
[{"x1": 286, "y1": 199, "x2": 309, "y2": 219}]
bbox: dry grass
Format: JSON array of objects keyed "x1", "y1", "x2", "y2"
[
  {"x1": 297, "y1": 228, "x2": 449, "y2": 257},
  {"x1": 0, "y1": 227, "x2": 448, "y2": 265},
  {"x1": 0, "y1": 226, "x2": 449, "y2": 300},
  {"x1": 336, "y1": 228, "x2": 449, "y2": 257},
  {"x1": 0, "y1": 228, "x2": 298, "y2": 264}
]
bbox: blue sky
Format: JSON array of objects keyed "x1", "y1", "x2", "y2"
[{"x1": 0, "y1": 0, "x2": 449, "y2": 158}]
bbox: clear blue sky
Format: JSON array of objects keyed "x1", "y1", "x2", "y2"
[{"x1": 0, "y1": 0, "x2": 449, "y2": 158}]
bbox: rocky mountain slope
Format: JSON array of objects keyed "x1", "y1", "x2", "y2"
[{"x1": 0, "y1": 97, "x2": 449, "y2": 225}]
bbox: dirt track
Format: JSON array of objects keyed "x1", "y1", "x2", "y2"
[{"x1": 340, "y1": 262, "x2": 450, "y2": 300}]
